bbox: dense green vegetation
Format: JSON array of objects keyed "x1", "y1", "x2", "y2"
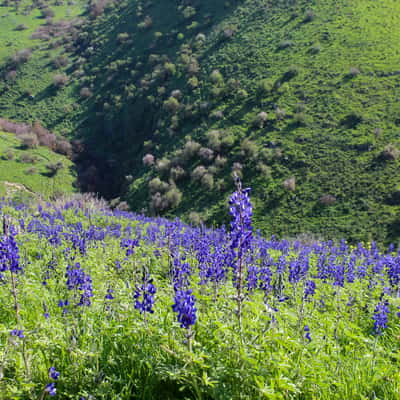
[{"x1": 1, "y1": 0, "x2": 400, "y2": 243}]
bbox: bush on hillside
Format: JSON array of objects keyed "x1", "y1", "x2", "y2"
[
  {"x1": 80, "y1": 87, "x2": 93, "y2": 98},
  {"x1": 142, "y1": 154, "x2": 155, "y2": 167},
  {"x1": 380, "y1": 144, "x2": 400, "y2": 161},
  {"x1": 46, "y1": 161, "x2": 64, "y2": 177},
  {"x1": 163, "y1": 97, "x2": 180, "y2": 114},
  {"x1": 20, "y1": 133, "x2": 39, "y2": 149},
  {"x1": 182, "y1": 140, "x2": 201, "y2": 161},
  {"x1": 170, "y1": 166, "x2": 186, "y2": 181},
  {"x1": 53, "y1": 74, "x2": 69, "y2": 88},
  {"x1": 283, "y1": 177, "x2": 296, "y2": 191},
  {"x1": 254, "y1": 112, "x2": 268, "y2": 128},
  {"x1": 56, "y1": 140, "x2": 72, "y2": 157},
  {"x1": 198, "y1": 147, "x2": 214, "y2": 162},
  {"x1": 148, "y1": 178, "x2": 169, "y2": 194},
  {"x1": 303, "y1": 10, "x2": 315, "y2": 23},
  {"x1": 319, "y1": 194, "x2": 337, "y2": 205},
  {"x1": 191, "y1": 165, "x2": 207, "y2": 182},
  {"x1": 11, "y1": 49, "x2": 32, "y2": 65},
  {"x1": 19, "y1": 153, "x2": 38, "y2": 164}
]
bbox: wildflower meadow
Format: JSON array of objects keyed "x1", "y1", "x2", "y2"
[{"x1": 0, "y1": 182, "x2": 400, "y2": 399}]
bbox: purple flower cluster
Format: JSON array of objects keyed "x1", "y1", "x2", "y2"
[
  {"x1": 65, "y1": 262, "x2": 93, "y2": 307},
  {"x1": 172, "y1": 252, "x2": 197, "y2": 329},
  {"x1": 45, "y1": 366, "x2": 60, "y2": 396},
  {"x1": 373, "y1": 300, "x2": 390, "y2": 334},
  {"x1": 229, "y1": 177, "x2": 253, "y2": 274},
  {"x1": 0, "y1": 224, "x2": 21, "y2": 277},
  {"x1": 134, "y1": 274, "x2": 156, "y2": 315},
  {"x1": 172, "y1": 289, "x2": 197, "y2": 329}
]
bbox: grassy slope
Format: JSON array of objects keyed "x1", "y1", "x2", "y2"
[
  {"x1": 0, "y1": 131, "x2": 75, "y2": 199},
  {"x1": 0, "y1": 0, "x2": 87, "y2": 133},
  {"x1": 1, "y1": 0, "x2": 400, "y2": 243}
]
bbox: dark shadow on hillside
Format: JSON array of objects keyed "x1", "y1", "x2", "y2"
[{"x1": 68, "y1": 0, "x2": 242, "y2": 200}]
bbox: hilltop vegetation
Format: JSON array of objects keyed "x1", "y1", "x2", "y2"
[{"x1": 1, "y1": 0, "x2": 400, "y2": 242}]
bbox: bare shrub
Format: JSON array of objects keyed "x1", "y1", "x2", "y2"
[
  {"x1": 348, "y1": 67, "x2": 360, "y2": 78},
  {"x1": 163, "y1": 187, "x2": 182, "y2": 208},
  {"x1": 5, "y1": 150, "x2": 15, "y2": 160},
  {"x1": 19, "y1": 153, "x2": 37, "y2": 163},
  {"x1": 187, "y1": 58, "x2": 200, "y2": 75},
  {"x1": 191, "y1": 165, "x2": 207, "y2": 182},
  {"x1": 319, "y1": 194, "x2": 336, "y2": 205},
  {"x1": 240, "y1": 139, "x2": 258, "y2": 159},
  {"x1": 303, "y1": 10, "x2": 315, "y2": 23},
  {"x1": 53, "y1": 55, "x2": 69, "y2": 68},
  {"x1": 214, "y1": 155, "x2": 227, "y2": 169},
  {"x1": 163, "y1": 97, "x2": 180, "y2": 113},
  {"x1": 380, "y1": 144, "x2": 400, "y2": 161},
  {"x1": 20, "y1": 133, "x2": 39, "y2": 149},
  {"x1": 275, "y1": 107, "x2": 286, "y2": 120},
  {"x1": 182, "y1": 140, "x2": 201, "y2": 161},
  {"x1": 5, "y1": 70, "x2": 17, "y2": 82},
  {"x1": 142, "y1": 153, "x2": 155, "y2": 167},
  {"x1": 150, "y1": 186, "x2": 182, "y2": 212},
  {"x1": 278, "y1": 40, "x2": 293, "y2": 50},
  {"x1": 198, "y1": 147, "x2": 214, "y2": 162},
  {"x1": 40, "y1": 8, "x2": 55, "y2": 18},
  {"x1": 80, "y1": 87, "x2": 92, "y2": 98},
  {"x1": 254, "y1": 112, "x2": 268, "y2": 128},
  {"x1": 283, "y1": 177, "x2": 296, "y2": 191},
  {"x1": 15, "y1": 24, "x2": 28, "y2": 31},
  {"x1": 201, "y1": 173, "x2": 214, "y2": 189},
  {"x1": 90, "y1": 0, "x2": 110, "y2": 17},
  {"x1": 155, "y1": 158, "x2": 171, "y2": 175},
  {"x1": 148, "y1": 177, "x2": 169, "y2": 194},
  {"x1": 46, "y1": 161, "x2": 64, "y2": 177},
  {"x1": 11, "y1": 48, "x2": 32, "y2": 65},
  {"x1": 55, "y1": 140, "x2": 72, "y2": 157},
  {"x1": 170, "y1": 166, "x2": 186, "y2": 181},
  {"x1": 53, "y1": 74, "x2": 69, "y2": 88},
  {"x1": 171, "y1": 89, "x2": 182, "y2": 99},
  {"x1": 206, "y1": 130, "x2": 222, "y2": 151},
  {"x1": 210, "y1": 69, "x2": 224, "y2": 85}
]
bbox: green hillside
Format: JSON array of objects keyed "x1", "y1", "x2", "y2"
[
  {"x1": 1, "y1": 0, "x2": 400, "y2": 243},
  {"x1": 0, "y1": 131, "x2": 75, "y2": 199}
]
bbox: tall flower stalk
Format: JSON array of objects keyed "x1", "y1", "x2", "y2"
[{"x1": 229, "y1": 176, "x2": 253, "y2": 334}]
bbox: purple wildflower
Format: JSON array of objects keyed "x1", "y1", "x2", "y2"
[
  {"x1": 10, "y1": 329, "x2": 24, "y2": 338},
  {"x1": 45, "y1": 382, "x2": 57, "y2": 396},
  {"x1": 172, "y1": 289, "x2": 197, "y2": 329},
  {"x1": 304, "y1": 325, "x2": 311, "y2": 342},
  {"x1": 134, "y1": 275, "x2": 156, "y2": 315},
  {"x1": 48, "y1": 367, "x2": 60, "y2": 380},
  {"x1": 373, "y1": 300, "x2": 390, "y2": 334},
  {"x1": 304, "y1": 280, "x2": 316, "y2": 300}
]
